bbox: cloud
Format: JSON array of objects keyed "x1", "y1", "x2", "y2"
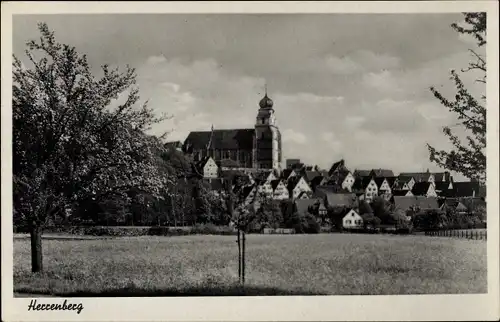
[
  {"x1": 146, "y1": 55, "x2": 167, "y2": 65},
  {"x1": 325, "y1": 50, "x2": 401, "y2": 75},
  {"x1": 321, "y1": 132, "x2": 343, "y2": 151},
  {"x1": 13, "y1": 14, "x2": 480, "y2": 179},
  {"x1": 282, "y1": 129, "x2": 307, "y2": 145}
]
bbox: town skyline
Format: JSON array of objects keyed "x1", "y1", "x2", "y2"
[{"x1": 13, "y1": 14, "x2": 485, "y2": 181}]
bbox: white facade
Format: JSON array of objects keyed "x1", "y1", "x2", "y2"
[
  {"x1": 202, "y1": 157, "x2": 219, "y2": 178},
  {"x1": 425, "y1": 184, "x2": 437, "y2": 197},
  {"x1": 364, "y1": 179, "x2": 378, "y2": 201},
  {"x1": 273, "y1": 181, "x2": 289, "y2": 200},
  {"x1": 292, "y1": 177, "x2": 313, "y2": 199},
  {"x1": 257, "y1": 181, "x2": 274, "y2": 198},
  {"x1": 341, "y1": 172, "x2": 355, "y2": 192},
  {"x1": 342, "y1": 209, "x2": 363, "y2": 229}
]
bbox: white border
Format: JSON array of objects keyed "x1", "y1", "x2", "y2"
[{"x1": 2, "y1": 2, "x2": 499, "y2": 321}]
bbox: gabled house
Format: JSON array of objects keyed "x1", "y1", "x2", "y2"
[
  {"x1": 352, "y1": 176, "x2": 378, "y2": 201},
  {"x1": 281, "y1": 168, "x2": 297, "y2": 182},
  {"x1": 433, "y1": 171, "x2": 453, "y2": 182},
  {"x1": 256, "y1": 180, "x2": 274, "y2": 198},
  {"x1": 328, "y1": 159, "x2": 347, "y2": 176},
  {"x1": 452, "y1": 182, "x2": 485, "y2": 198},
  {"x1": 303, "y1": 170, "x2": 323, "y2": 184},
  {"x1": 295, "y1": 198, "x2": 323, "y2": 217},
  {"x1": 374, "y1": 177, "x2": 392, "y2": 199},
  {"x1": 399, "y1": 171, "x2": 435, "y2": 183},
  {"x1": 395, "y1": 176, "x2": 416, "y2": 190},
  {"x1": 287, "y1": 176, "x2": 313, "y2": 200},
  {"x1": 392, "y1": 189, "x2": 414, "y2": 197},
  {"x1": 342, "y1": 209, "x2": 363, "y2": 229},
  {"x1": 310, "y1": 175, "x2": 328, "y2": 192},
  {"x1": 314, "y1": 186, "x2": 357, "y2": 209},
  {"x1": 440, "y1": 198, "x2": 468, "y2": 214},
  {"x1": 253, "y1": 170, "x2": 277, "y2": 184},
  {"x1": 434, "y1": 181, "x2": 454, "y2": 197},
  {"x1": 195, "y1": 156, "x2": 219, "y2": 179},
  {"x1": 297, "y1": 190, "x2": 312, "y2": 199},
  {"x1": 353, "y1": 169, "x2": 372, "y2": 178},
  {"x1": 411, "y1": 182, "x2": 437, "y2": 197},
  {"x1": 271, "y1": 179, "x2": 289, "y2": 200},
  {"x1": 392, "y1": 196, "x2": 439, "y2": 213},
  {"x1": 340, "y1": 170, "x2": 356, "y2": 192},
  {"x1": 370, "y1": 169, "x2": 395, "y2": 178}
]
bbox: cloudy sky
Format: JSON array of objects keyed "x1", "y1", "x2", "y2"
[{"x1": 13, "y1": 14, "x2": 485, "y2": 178}]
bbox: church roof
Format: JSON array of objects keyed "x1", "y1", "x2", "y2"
[
  {"x1": 184, "y1": 129, "x2": 255, "y2": 151},
  {"x1": 259, "y1": 94, "x2": 274, "y2": 109}
]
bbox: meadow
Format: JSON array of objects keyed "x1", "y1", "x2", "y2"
[{"x1": 13, "y1": 233, "x2": 487, "y2": 296}]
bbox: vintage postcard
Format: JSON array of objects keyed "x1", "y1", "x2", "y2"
[{"x1": 1, "y1": 1, "x2": 499, "y2": 321}]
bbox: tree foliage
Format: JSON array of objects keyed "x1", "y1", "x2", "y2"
[
  {"x1": 427, "y1": 12, "x2": 486, "y2": 183},
  {"x1": 13, "y1": 23, "x2": 172, "y2": 271}
]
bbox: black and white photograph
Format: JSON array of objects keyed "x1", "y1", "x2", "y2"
[{"x1": 2, "y1": 1, "x2": 499, "y2": 321}]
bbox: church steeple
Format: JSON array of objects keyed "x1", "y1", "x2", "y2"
[{"x1": 259, "y1": 84, "x2": 274, "y2": 109}]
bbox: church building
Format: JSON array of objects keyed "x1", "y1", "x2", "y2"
[{"x1": 182, "y1": 91, "x2": 282, "y2": 174}]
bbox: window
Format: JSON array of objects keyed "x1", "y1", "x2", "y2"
[{"x1": 346, "y1": 220, "x2": 351, "y2": 224}]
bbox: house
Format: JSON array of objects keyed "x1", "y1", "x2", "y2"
[
  {"x1": 281, "y1": 168, "x2": 297, "y2": 182},
  {"x1": 340, "y1": 171, "x2": 356, "y2": 192},
  {"x1": 395, "y1": 176, "x2": 416, "y2": 190},
  {"x1": 370, "y1": 169, "x2": 395, "y2": 177},
  {"x1": 297, "y1": 190, "x2": 312, "y2": 199},
  {"x1": 220, "y1": 170, "x2": 254, "y2": 187},
  {"x1": 434, "y1": 181, "x2": 454, "y2": 197},
  {"x1": 353, "y1": 169, "x2": 372, "y2": 178},
  {"x1": 256, "y1": 180, "x2": 274, "y2": 198},
  {"x1": 271, "y1": 180, "x2": 289, "y2": 200},
  {"x1": 392, "y1": 189, "x2": 413, "y2": 197},
  {"x1": 392, "y1": 196, "x2": 439, "y2": 213},
  {"x1": 164, "y1": 141, "x2": 183, "y2": 151},
  {"x1": 440, "y1": 198, "x2": 468, "y2": 214},
  {"x1": 411, "y1": 182, "x2": 437, "y2": 197},
  {"x1": 433, "y1": 171, "x2": 453, "y2": 182},
  {"x1": 352, "y1": 176, "x2": 378, "y2": 201},
  {"x1": 342, "y1": 209, "x2": 363, "y2": 229},
  {"x1": 287, "y1": 176, "x2": 313, "y2": 199},
  {"x1": 253, "y1": 170, "x2": 277, "y2": 184},
  {"x1": 452, "y1": 182, "x2": 485, "y2": 198},
  {"x1": 303, "y1": 170, "x2": 323, "y2": 184},
  {"x1": 314, "y1": 186, "x2": 357, "y2": 209},
  {"x1": 328, "y1": 159, "x2": 347, "y2": 177},
  {"x1": 399, "y1": 171, "x2": 435, "y2": 183},
  {"x1": 374, "y1": 177, "x2": 392, "y2": 199},
  {"x1": 459, "y1": 197, "x2": 486, "y2": 213},
  {"x1": 295, "y1": 198, "x2": 323, "y2": 217},
  {"x1": 286, "y1": 158, "x2": 301, "y2": 169},
  {"x1": 310, "y1": 175, "x2": 328, "y2": 192},
  {"x1": 195, "y1": 156, "x2": 219, "y2": 178}
]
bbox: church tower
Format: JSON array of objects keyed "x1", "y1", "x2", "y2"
[{"x1": 254, "y1": 88, "x2": 282, "y2": 173}]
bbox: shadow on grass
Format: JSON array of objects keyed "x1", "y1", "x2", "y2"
[{"x1": 16, "y1": 285, "x2": 325, "y2": 297}]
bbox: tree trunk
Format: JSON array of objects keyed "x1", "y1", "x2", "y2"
[
  {"x1": 30, "y1": 224, "x2": 43, "y2": 273},
  {"x1": 242, "y1": 231, "x2": 246, "y2": 285}
]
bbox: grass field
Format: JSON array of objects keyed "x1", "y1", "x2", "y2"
[{"x1": 13, "y1": 233, "x2": 487, "y2": 296}]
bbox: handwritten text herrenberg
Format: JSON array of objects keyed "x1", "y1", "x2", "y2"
[{"x1": 28, "y1": 299, "x2": 84, "y2": 314}]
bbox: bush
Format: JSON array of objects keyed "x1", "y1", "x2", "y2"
[{"x1": 304, "y1": 216, "x2": 321, "y2": 234}]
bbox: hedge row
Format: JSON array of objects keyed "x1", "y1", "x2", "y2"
[{"x1": 16, "y1": 224, "x2": 238, "y2": 237}]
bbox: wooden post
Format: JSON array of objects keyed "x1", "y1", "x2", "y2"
[
  {"x1": 242, "y1": 231, "x2": 246, "y2": 285},
  {"x1": 237, "y1": 227, "x2": 241, "y2": 283}
]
